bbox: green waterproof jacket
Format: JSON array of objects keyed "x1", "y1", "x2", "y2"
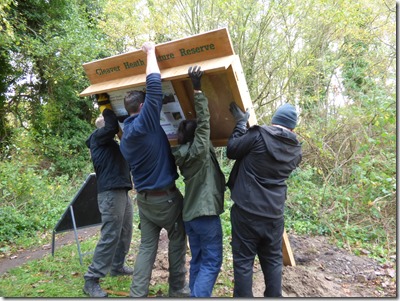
[{"x1": 173, "y1": 92, "x2": 225, "y2": 222}]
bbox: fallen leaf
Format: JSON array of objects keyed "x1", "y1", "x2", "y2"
[
  {"x1": 104, "y1": 289, "x2": 129, "y2": 297},
  {"x1": 386, "y1": 269, "x2": 395, "y2": 278},
  {"x1": 42, "y1": 244, "x2": 51, "y2": 250}
]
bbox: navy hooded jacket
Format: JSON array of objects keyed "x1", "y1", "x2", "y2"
[{"x1": 86, "y1": 109, "x2": 132, "y2": 193}]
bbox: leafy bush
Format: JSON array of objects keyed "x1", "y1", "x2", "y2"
[
  {"x1": 285, "y1": 160, "x2": 395, "y2": 262},
  {"x1": 0, "y1": 158, "x2": 92, "y2": 247}
]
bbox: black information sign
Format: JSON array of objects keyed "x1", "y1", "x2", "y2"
[
  {"x1": 52, "y1": 173, "x2": 101, "y2": 264},
  {"x1": 54, "y1": 173, "x2": 101, "y2": 233}
]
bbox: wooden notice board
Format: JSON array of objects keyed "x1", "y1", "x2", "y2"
[
  {"x1": 80, "y1": 28, "x2": 295, "y2": 266},
  {"x1": 79, "y1": 28, "x2": 256, "y2": 146}
]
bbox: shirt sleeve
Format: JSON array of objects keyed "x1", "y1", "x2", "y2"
[
  {"x1": 188, "y1": 92, "x2": 210, "y2": 159},
  {"x1": 135, "y1": 73, "x2": 163, "y2": 133}
]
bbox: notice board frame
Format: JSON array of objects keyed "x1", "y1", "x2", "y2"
[{"x1": 79, "y1": 28, "x2": 257, "y2": 146}]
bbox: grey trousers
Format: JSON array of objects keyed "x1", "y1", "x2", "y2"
[
  {"x1": 129, "y1": 188, "x2": 187, "y2": 297},
  {"x1": 84, "y1": 189, "x2": 133, "y2": 280}
]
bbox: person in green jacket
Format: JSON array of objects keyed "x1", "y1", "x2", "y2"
[{"x1": 172, "y1": 66, "x2": 225, "y2": 297}]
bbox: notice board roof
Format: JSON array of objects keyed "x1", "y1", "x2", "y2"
[
  {"x1": 80, "y1": 28, "x2": 235, "y2": 96},
  {"x1": 80, "y1": 55, "x2": 237, "y2": 96}
]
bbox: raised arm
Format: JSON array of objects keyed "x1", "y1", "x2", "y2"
[
  {"x1": 188, "y1": 66, "x2": 209, "y2": 157},
  {"x1": 142, "y1": 42, "x2": 160, "y2": 75},
  {"x1": 93, "y1": 109, "x2": 119, "y2": 145}
]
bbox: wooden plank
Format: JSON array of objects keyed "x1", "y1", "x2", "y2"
[
  {"x1": 230, "y1": 56, "x2": 257, "y2": 126},
  {"x1": 282, "y1": 229, "x2": 296, "y2": 266}
]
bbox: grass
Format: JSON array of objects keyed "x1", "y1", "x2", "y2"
[
  {"x1": 0, "y1": 199, "x2": 236, "y2": 298},
  {"x1": 0, "y1": 226, "x2": 163, "y2": 297}
]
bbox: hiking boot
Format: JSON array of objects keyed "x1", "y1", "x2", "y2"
[
  {"x1": 169, "y1": 284, "x2": 190, "y2": 297},
  {"x1": 83, "y1": 278, "x2": 108, "y2": 297},
  {"x1": 110, "y1": 265, "x2": 134, "y2": 277}
]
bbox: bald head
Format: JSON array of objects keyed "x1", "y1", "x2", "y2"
[{"x1": 95, "y1": 116, "x2": 105, "y2": 129}]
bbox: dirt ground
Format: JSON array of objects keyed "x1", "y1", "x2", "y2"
[{"x1": 0, "y1": 226, "x2": 396, "y2": 297}]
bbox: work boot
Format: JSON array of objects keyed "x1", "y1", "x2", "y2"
[
  {"x1": 83, "y1": 278, "x2": 108, "y2": 297},
  {"x1": 110, "y1": 265, "x2": 134, "y2": 277},
  {"x1": 169, "y1": 284, "x2": 190, "y2": 297}
]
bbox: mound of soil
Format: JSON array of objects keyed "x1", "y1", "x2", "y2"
[
  {"x1": 147, "y1": 231, "x2": 396, "y2": 297},
  {"x1": 278, "y1": 234, "x2": 396, "y2": 298}
]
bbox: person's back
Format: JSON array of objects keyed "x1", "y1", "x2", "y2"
[
  {"x1": 119, "y1": 41, "x2": 188, "y2": 298},
  {"x1": 88, "y1": 109, "x2": 132, "y2": 192},
  {"x1": 120, "y1": 74, "x2": 178, "y2": 191},
  {"x1": 173, "y1": 67, "x2": 225, "y2": 222},
  {"x1": 227, "y1": 123, "x2": 302, "y2": 218}
]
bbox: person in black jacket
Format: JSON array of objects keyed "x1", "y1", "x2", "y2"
[
  {"x1": 83, "y1": 105, "x2": 134, "y2": 298},
  {"x1": 226, "y1": 102, "x2": 302, "y2": 297}
]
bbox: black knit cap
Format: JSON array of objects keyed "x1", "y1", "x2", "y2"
[{"x1": 271, "y1": 103, "x2": 297, "y2": 129}]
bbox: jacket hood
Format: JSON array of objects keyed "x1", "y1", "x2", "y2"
[{"x1": 259, "y1": 125, "x2": 302, "y2": 163}]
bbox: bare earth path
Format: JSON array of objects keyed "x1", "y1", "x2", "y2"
[
  {"x1": 0, "y1": 228, "x2": 396, "y2": 297},
  {"x1": 0, "y1": 226, "x2": 101, "y2": 275}
]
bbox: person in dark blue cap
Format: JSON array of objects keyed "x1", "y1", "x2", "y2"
[{"x1": 226, "y1": 102, "x2": 302, "y2": 297}]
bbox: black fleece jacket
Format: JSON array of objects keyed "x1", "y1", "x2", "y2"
[{"x1": 86, "y1": 109, "x2": 132, "y2": 193}]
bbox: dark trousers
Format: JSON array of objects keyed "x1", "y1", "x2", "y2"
[
  {"x1": 84, "y1": 189, "x2": 133, "y2": 280},
  {"x1": 184, "y1": 215, "x2": 223, "y2": 297},
  {"x1": 230, "y1": 204, "x2": 284, "y2": 297}
]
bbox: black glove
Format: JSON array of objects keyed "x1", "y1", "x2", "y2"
[
  {"x1": 101, "y1": 108, "x2": 118, "y2": 127},
  {"x1": 188, "y1": 65, "x2": 203, "y2": 90},
  {"x1": 229, "y1": 102, "x2": 250, "y2": 128}
]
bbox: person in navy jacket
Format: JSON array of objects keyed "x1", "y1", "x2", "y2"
[
  {"x1": 120, "y1": 41, "x2": 189, "y2": 298},
  {"x1": 83, "y1": 107, "x2": 133, "y2": 297}
]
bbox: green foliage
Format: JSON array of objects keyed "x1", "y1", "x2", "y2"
[
  {"x1": 0, "y1": 234, "x2": 105, "y2": 297},
  {"x1": 0, "y1": 52, "x2": 12, "y2": 152},
  {"x1": 0, "y1": 150, "x2": 93, "y2": 246},
  {"x1": 285, "y1": 160, "x2": 395, "y2": 261},
  {"x1": 1, "y1": 0, "x2": 110, "y2": 176}
]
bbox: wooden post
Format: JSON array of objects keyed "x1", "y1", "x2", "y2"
[{"x1": 282, "y1": 229, "x2": 296, "y2": 266}]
